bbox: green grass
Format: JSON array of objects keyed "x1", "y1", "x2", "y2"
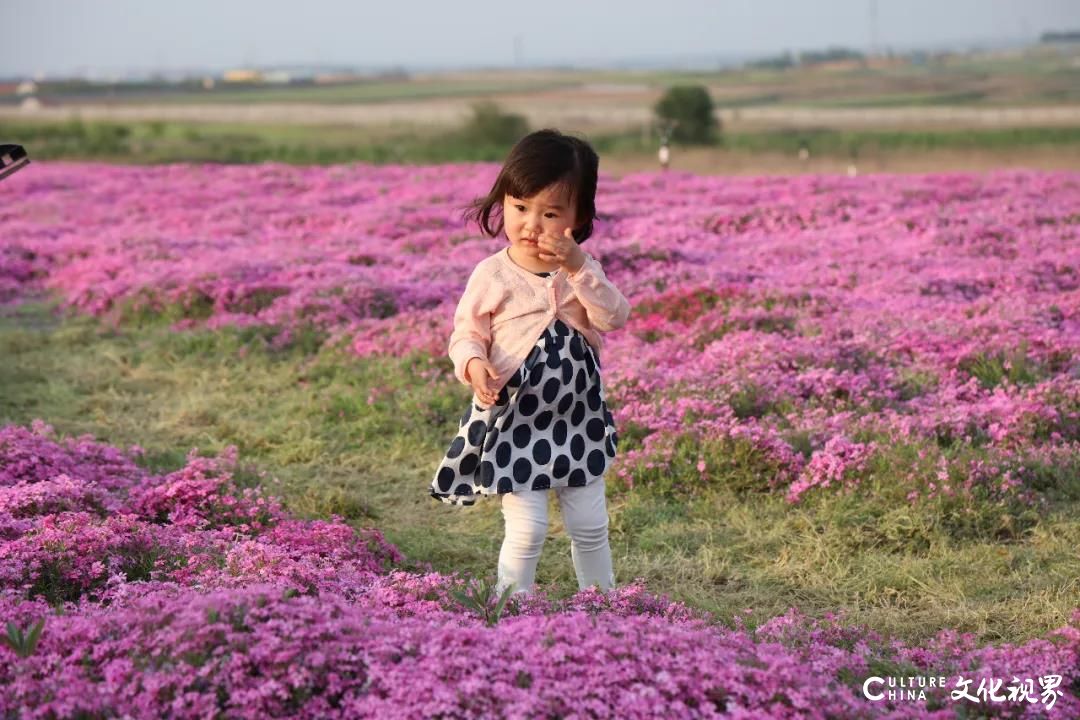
[
  {"x1": 0, "y1": 117, "x2": 522, "y2": 164},
  {"x1": 13, "y1": 77, "x2": 585, "y2": 106},
  {"x1": 0, "y1": 117, "x2": 516, "y2": 165},
  {"x1": 6, "y1": 117, "x2": 1080, "y2": 168},
  {"x1": 2, "y1": 300, "x2": 1077, "y2": 646},
  {"x1": 802, "y1": 91, "x2": 989, "y2": 108}
]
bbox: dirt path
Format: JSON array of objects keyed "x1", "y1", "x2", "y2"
[
  {"x1": 602, "y1": 146, "x2": 1080, "y2": 177},
  {"x1": 5, "y1": 100, "x2": 1080, "y2": 132}
]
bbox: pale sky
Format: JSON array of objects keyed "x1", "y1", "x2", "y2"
[{"x1": 3, "y1": 0, "x2": 1078, "y2": 78}]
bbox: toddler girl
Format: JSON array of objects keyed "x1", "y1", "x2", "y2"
[{"x1": 429, "y1": 128, "x2": 631, "y2": 598}]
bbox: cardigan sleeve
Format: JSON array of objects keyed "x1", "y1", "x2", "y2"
[
  {"x1": 564, "y1": 252, "x2": 631, "y2": 332},
  {"x1": 448, "y1": 264, "x2": 497, "y2": 386}
]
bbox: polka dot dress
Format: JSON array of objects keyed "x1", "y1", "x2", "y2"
[{"x1": 430, "y1": 297, "x2": 619, "y2": 506}]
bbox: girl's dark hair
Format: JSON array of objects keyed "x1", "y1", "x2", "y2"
[{"x1": 463, "y1": 129, "x2": 599, "y2": 244}]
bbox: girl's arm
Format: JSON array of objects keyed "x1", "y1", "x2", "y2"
[
  {"x1": 448, "y1": 265, "x2": 495, "y2": 386},
  {"x1": 564, "y1": 252, "x2": 631, "y2": 331}
]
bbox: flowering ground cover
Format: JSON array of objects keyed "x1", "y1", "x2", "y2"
[
  {"x1": 5, "y1": 163, "x2": 1078, "y2": 505},
  {"x1": 0, "y1": 421, "x2": 1076, "y2": 718},
  {"x1": 2, "y1": 161, "x2": 1079, "y2": 717}
]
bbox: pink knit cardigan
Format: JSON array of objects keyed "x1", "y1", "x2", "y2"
[{"x1": 448, "y1": 246, "x2": 631, "y2": 408}]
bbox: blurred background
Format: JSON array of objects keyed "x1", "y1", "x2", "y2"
[{"x1": 2, "y1": 0, "x2": 1079, "y2": 176}]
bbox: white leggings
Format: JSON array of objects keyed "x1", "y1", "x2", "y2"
[{"x1": 496, "y1": 476, "x2": 616, "y2": 597}]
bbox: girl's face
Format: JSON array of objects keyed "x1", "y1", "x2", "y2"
[{"x1": 502, "y1": 184, "x2": 578, "y2": 259}]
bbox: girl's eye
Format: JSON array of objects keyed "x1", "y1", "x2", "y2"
[{"x1": 514, "y1": 205, "x2": 556, "y2": 219}]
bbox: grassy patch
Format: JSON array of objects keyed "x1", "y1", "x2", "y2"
[
  {"x1": 2, "y1": 301, "x2": 1078, "y2": 645},
  {"x1": 7, "y1": 118, "x2": 1080, "y2": 168},
  {"x1": 0, "y1": 117, "x2": 522, "y2": 165}
]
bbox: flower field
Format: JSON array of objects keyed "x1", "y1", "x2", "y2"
[{"x1": 2, "y1": 161, "x2": 1079, "y2": 717}]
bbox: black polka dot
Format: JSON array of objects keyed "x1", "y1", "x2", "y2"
[
  {"x1": 481, "y1": 461, "x2": 496, "y2": 487},
  {"x1": 460, "y1": 404, "x2": 472, "y2": 427},
  {"x1": 569, "y1": 336, "x2": 585, "y2": 360},
  {"x1": 570, "y1": 434, "x2": 585, "y2": 460},
  {"x1": 475, "y1": 403, "x2": 485, "y2": 412},
  {"x1": 587, "y1": 386, "x2": 602, "y2": 411},
  {"x1": 446, "y1": 436, "x2": 466, "y2": 458},
  {"x1": 512, "y1": 424, "x2": 532, "y2": 449},
  {"x1": 529, "y1": 362, "x2": 545, "y2": 387},
  {"x1": 553, "y1": 420, "x2": 568, "y2": 445},
  {"x1": 558, "y1": 392, "x2": 574, "y2": 414},
  {"x1": 532, "y1": 439, "x2": 551, "y2": 465},
  {"x1": 604, "y1": 407, "x2": 614, "y2": 426},
  {"x1": 586, "y1": 418, "x2": 606, "y2": 442},
  {"x1": 546, "y1": 350, "x2": 560, "y2": 369},
  {"x1": 587, "y1": 449, "x2": 606, "y2": 476},
  {"x1": 594, "y1": 351, "x2": 602, "y2": 369},
  {"x1": 496, "y1": 442, "x2": 512, "y2": 468},
  {"x1": 534, "y1": 410, "x2": 553, "y2": 431},
  {"x1": 571, "y1": 401, "x2": 586, "y2": 427},
  {"x1": 568, "y1": 469, "x2": 587, "y2": 486},
  {"x1": 555, "y1": 320, "x2": 570, "y2": 336},
  {"x1": 519, "y1": 393, "x2": 539, "y2": 416},
  {"x1": 459, "y1": 453, "x2": 478, "y2": 476},
  {"x1": 532, "y1": 474, "x2": 550, "y2": 490},
  {"x1": 553, "y1": 454, "x2": 570, "y2": 479},
  {"x1": 561, "y1": 358, "x2": 574, "y2": 384},
  {"x1": 496, "y1": 386, "x2": 509, "y2": 404},
  {"x1": 585, "y1": 352, "x2": 595, "y2": 378},
  {"x1": 513, "y1": 458, "x2": 533, "y2": 484},
  {"x1": 612, "y1": 431, "x2": 619, "y2": 447},
  {"x1": 542, "y1": 378, "x2": 561, "y2": 404},
  {"x1": 484, "y1": 427, "x2": 500, "y2": 452},
  {"x1": 575, "y1": 369, "x2": 587, "y2": 393},
  {"x1": 467, "y1": 420, "x2": 487, "y2": 446},
  {"x1": 498, "y1": 477, "x2": 513, "y2": 493},
  {"x1": 503, "y1": 410, "x2": 515, "y2": 429},
  {"x1": 508, "y1": 368, "x2": 522, "y2": 388},
  {"x1": 604, "y1": 436, "x2": 615, "y2": 458},
  {"x1": 436, "y1": 467, "x2": 455, "y2": 491},
  {"x1": 552, "y1": 334, "x2": 565, "y2": 351}
]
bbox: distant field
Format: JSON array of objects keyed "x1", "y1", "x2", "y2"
[
  {"x1": 6, "y1": 51, "x2": 1079, "y2": 108},
  {"x1": 6, "y1": 100, "x2": 1080, "y2": 136},
  {"x1": 3, "y1": 50, "x2": 1078, "y2": 173},
  {"x1": 4, "y1": 116, "x2": 1079, "y2": 175},
  {"x1": 4, "y1": 50, "x2": 1080, "y2": 134}
]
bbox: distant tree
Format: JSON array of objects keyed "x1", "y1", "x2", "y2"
[
  {"x1": 798, "y1": 47, "x2": 865, "y2": 66},
  {"x1": 653, "y1": 85, "x2": 719, "y2": 145},
  {"x1": 460, "y1": 101, "x2": 529, "y2": 146},
  {"x1": 746, "y1": 51, "x2": 796, "y2": 70},
  {"x1": 1040, "y1": 31, "x2": 1080, "y2": 43}
]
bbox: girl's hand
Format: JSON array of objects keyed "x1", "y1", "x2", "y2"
[
  {"x1": 466, "y1": 357, "x2": 500, "y2": 406},
  {"x1": 537, "y1": 228, "x2": 586, "y2": 273}
]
